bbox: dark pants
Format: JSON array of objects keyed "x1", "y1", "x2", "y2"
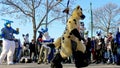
[
  {"x1": 95, "y1": 49, "x2": 102, "y2": 63},
  {"x1": 117, "y1": 47, "x2": 120, "y2": 65}
]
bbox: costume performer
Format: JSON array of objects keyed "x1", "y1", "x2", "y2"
[
  {"x1": 0, "y1": 19, "x2": 19, "y2": 65},
  {"x1": 38, "y1": 28, "x2": 54, "y2": 64},
  {"x1": 20, "y1": 34, "x2": 31, "y2": 63},
  {"x1": 47, "y1": 5, "x2": 88, "y2": 68}
]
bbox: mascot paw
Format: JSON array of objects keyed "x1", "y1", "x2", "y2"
[
  {"x1": 51, "y1": 62, "x2": 62, "y2": 68},
  {"x1": 37, "y1": 60, "x2": 43, "y2": 64}
]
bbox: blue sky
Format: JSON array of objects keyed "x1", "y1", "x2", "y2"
[{"x1": 0, "y1": 0, "x2": 120, "y2": 43}]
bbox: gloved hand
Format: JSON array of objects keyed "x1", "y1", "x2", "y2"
[{"x1": 51, "y1": 38, "x2": 54, "y2": 42}]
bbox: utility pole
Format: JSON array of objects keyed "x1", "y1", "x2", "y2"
[{"x1": 90, "y1": 2, "x2": 93, "y2": 37}]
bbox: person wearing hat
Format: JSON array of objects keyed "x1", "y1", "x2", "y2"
[{"x1": 0, "y1": 19, "x2": 19, "y2": 65}]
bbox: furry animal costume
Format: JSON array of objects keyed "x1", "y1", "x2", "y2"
[
  {"x1": 48, "y1": 5, "x2": 88, "y2": 68},
  {"x1": 0, "y1": 19, "x2": 19, "y2": 64}
]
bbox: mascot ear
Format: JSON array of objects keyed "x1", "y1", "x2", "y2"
[
  {"x1": 96, "y1": 30, "x2": 102, "y2": 36},
  {"x1": 22, "y1": 34, "x2": 25, "y2": 37},
  {"x1": 41, "y1": 28, "x2": 45, "y2": 33},
  {"x1": 26, "y1": 33, "x2": 29, "y2": 37},
  {"x1": 77, "y1": 5, "x2": 80, "y2": 10},
  {"x1": 2, "y1": 19, "x2": 13, "y2": 26},
  {"x1": 38, "y1": 31, "x2": 43, "y2": 34},
  {"x1": 41, "y1": 27, "x2": 48, "y2": 33},
  {"x1": 38, "y1": 31, "x2": 41, "y2": 33}
]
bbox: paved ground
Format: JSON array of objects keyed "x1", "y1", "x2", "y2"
[{"x1": 0, "y1": 63, "x2": 120, "y2": 68}]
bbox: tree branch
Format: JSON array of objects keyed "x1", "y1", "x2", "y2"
[
  {"x1": 47, "y1": 15, "x2": 66, "y2": 25},
  {"x1": 34, "y1": 0, "x2": 42, "y2": 9},
  {"x1": 6, "y1": 0, "x2": 33, "y2": 17}
]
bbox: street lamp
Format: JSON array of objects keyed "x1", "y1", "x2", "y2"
[
  {"x1": 56, "y1": 0, "x2": 70, "y2": 22},
  {"x1": 62, "y1": 0, "x2": 70, "y2": 22},
  {"x1": 90, "y1": 2, "x2": 93, "y2": 37}
]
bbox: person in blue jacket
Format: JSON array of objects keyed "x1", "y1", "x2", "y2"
[
  {"x1": 116, "y1": 27, "x2": 120, "y2": 65},
  {"x1": 0, "y1": 19, "x2": 19, "y2": 65}
]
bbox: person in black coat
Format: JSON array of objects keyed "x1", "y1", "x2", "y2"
[{"x1": 29, "y1": 39, "x2": 36, "y2": 62}]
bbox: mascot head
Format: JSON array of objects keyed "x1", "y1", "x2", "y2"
[
  {"x1": 96, "y1": 30, "x2": 102, "y2": 39},
  {"x1": 41, "y1": 27, "x2": 49, "y2": 37},
  {"x1": 41, "y1": 28, "x2": 48, "y2": 33},
  {"x1": 2, "y1": 19, "x2": 13, "y2": 28},
  {"x1": 96, "y1": 30, "x2": 101, "y2": 36},
  {"x1": 72, "y1": 5, "x2": 85, "y2": 20},
  {"x1": 38, "y1": 27, "x2": 48, "y2": 39},
  {"x1": 22, "y1": 33, "x2": 29, "y2": 43}
]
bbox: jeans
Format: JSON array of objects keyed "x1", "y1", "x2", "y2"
[{"x1": 106, "y1": 49, "x2": 115, "y2": 63}]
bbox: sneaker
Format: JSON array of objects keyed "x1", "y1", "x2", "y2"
[
  {"x1": 8, "y1": 62, "x2": 14, "y2": 65},
  {"x1": 0, "y1": 60, "x2": 2, "y2": 64},
  {"x1": 45, "y1": 62, "x2": 48, "y2": 64},
  {"x1": 112, "y1": 62, "x2": 115, "y2": 65},
  {"x1": 107, "y1": 60, "x2": 110, "y2": 64}
]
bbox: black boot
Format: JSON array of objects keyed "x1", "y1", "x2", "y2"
[
  {"x1": 51, "y1": 53, "x2": 63, "y2": 68},
  {"x1": 73, "y1": 51, "x2": 89, "y2": 68}
]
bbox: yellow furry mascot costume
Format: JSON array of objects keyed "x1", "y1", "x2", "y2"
[{"x1": 48, "y1": 5, "x2": 88, "y2": 68}]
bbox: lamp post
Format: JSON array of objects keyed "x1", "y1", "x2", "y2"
[
  {"x1": 62, "y1": 0, "x2": 70, "y2": 22},
  {"x1": 90, "y1": 2, "x2": 93, "y2": 37}
]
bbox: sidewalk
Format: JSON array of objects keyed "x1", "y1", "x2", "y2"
[{"x1": 0, "y1": 63, "x2": 120, "y2": 68}]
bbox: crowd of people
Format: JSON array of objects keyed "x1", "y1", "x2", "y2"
[
  {"x1": 79, "y1": 28, "x2": 120, "y2": 65},
  {"x1": 1, "y1": 20, "x2": 120, "y2": 66}
]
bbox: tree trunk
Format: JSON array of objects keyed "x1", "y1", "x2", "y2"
[
  {"x1": 33, "y1": 29, "x2": 37, "y2": 42},
  {"x1": 107, "y1": 27, "x2": 109, "y2": 35},
  {"x1": 32, "y1": 16, "x2": 37, "y2": 41}
]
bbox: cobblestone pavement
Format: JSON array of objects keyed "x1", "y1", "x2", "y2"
[{"x1": 0, "y1": 63, "x2": 120, "y2": 68}]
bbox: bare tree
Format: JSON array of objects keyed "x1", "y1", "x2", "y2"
[
  {"x1": 0, "y1": 0, "x2": 77, "y2": 41},
  {"x1": 93, "y1": 3, "x2": 120, "y2": 35}
]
